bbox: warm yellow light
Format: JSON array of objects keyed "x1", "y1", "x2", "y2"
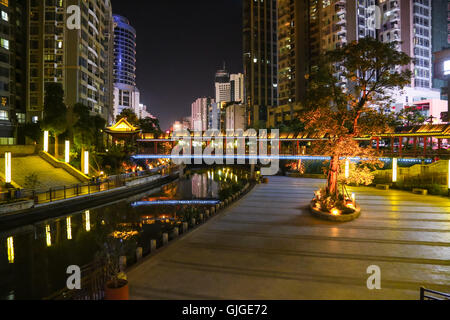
[
  {"x1": 65, "y1": 140, "x2": 70, "y2": 163},
  {"x1": 351, "y1": 192, "x2": 356, "y2": 204},
  {"x1": 5, "y1": 152, "x2": 11, "y2": 184},
  {"x1": 84, "y1": 151, "x2": 89, "y2": 175},
  {"x1": 85, "y1": 210, "x2": 91, "y2": 232},
  {"x1": 345, "y1": 159, "x2": 350, "y2": 179},
  {"x1": 46, "y1": 225, "x2": 52, "y2": 247},
  {"x1": 44, "y1": 131, "x2": 49, "y2": 152},
  {"x1": 331, "y1": 208, "x2": 341, "y2": 216},
  {"x1": 392, "y1": 158, "x2": 398, "y2": 182},
  {"x1": 66, "y1": 217, "x2": 72, "y2": 240},
  {"x1": 7, "y1": 236, "x2": 14, "y2": 264},
  {"x1": 448, "y1": 160, "x2": 450, "y2": 189}
]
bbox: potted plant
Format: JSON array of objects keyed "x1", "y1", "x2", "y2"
[{"x1": 99, "y1": 237, "x2": 130, "y2": 300}]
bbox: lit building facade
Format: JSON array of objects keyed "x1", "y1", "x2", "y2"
[
  {"x1": 0, "y1": 0, "x2": 27, "y2": 145},
  {"x1": 230, "y1": 73, "x2": 244, "y2": 103},
  {"x1": 243, "y1": 0, "x2": 278, "y2": 128},
  {"x1": 226, "y1": 104, "x2": 246, "y2": 131},
  {"x1": 27, "y1": 0, "x2": 114, "y2": 123},
  {"x1": 191, "y1": 97, "x2": 214, "y2": 132},
  {"x1": 432, "y1": 0, "x2": 450, "y2": 92},
  {"x1": 112, "y1": 14, "x2": 146, "y2": 121}
]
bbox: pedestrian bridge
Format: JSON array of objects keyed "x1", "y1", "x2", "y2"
[{"x1": 136, "y1": 123, "x2": 450, "y2": 159}]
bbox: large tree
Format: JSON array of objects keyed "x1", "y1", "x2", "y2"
[
  {"x1": 41, "y1": 83, "x2": 67, "y2": 158},
  {"x1": 73, "y1": 103, "x2": 106, "y2": 151},
  {"x1": 395, "y1": 106, "x2": 426, "y2": 126},
  {"x1": 116, "y1": 108, "x2": 139, "y2": 126},
  {"x1": 139, "y1": 117, "x2": 162, "y2": 134},
  {"x1": 301, "y1": 38, "x2": 412, "y2": 196}
]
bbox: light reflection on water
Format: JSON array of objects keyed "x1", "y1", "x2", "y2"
[{"x1": 0, "y1": 171, "x2": 243, "y2": 300}]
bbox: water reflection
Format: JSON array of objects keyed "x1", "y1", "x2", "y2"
[{"x1": 0, "y1": 169, "x2": 246, "y2": 300}]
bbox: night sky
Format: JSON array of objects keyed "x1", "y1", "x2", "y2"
[{"x1": 110, "y1": 0, "x2": 243, "y2": 130}]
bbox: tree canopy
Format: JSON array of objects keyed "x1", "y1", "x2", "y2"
[
  {"x1": 41, "y1": 83, "x2": 68, "y2": 157},
  {"x1": 73, "y1": 103, "x2": 106, "y2": 150},
  {"x1": 301, "y1": 38, "x2": 412, "y2": 195}
]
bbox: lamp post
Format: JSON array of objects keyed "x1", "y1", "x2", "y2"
[
  {"x1": 84, "y1": 151, "x2": 89, "y2": 175},
  {"x1": 392, "y1": 158, "x2": 398, "y2": 183},
  {"x1": 43, "y1": 131, "x2": 49, "y2": 153},
  {"x1": 65, "y1": 140, "x2": 70, "y2": 163},
  {"x1": 5, "y1": 152, "x2": 11, "y2": 185}
]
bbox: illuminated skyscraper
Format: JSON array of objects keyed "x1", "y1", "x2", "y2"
[{"x1": 243, "y1": 0, "x2": 278, "y2": 128}]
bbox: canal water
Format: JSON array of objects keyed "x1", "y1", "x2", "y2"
[{"x1": 0, "y1": 168, "x2": 247, "y2": 300}]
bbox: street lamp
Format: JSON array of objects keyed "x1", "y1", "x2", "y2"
[
  {"x1": 392, "y1": 158, "x2": 398, "y2": 183},
  {"x1": 65, "y1": 140, "x2": 70, "y2": 163},
  {"x1": 44, "y1": 131, "x2": 49, "y2": 153},
  {"x1": 5, "y1": 152, "x2": 11, "y2": 184},
  {"x1": 84, "y1": 151, "x2": 89, "y2": 175}
]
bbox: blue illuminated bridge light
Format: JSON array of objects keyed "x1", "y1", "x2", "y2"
[
  {"x1": 132, "y1": 154, "x2": 433, "y2": 163},
  {"x1": 131, "y1": 200, "x2": 221, "y2": 207}
]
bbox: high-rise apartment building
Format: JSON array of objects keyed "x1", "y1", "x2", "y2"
[
  {"x1": 272, "y1": 0, "x2": 377, "y2": 126},
  {"x1": 243, "y1": 0, "x2": 278, "y2": 128},
  {"x1": 0, "y1": 0, "x2": 27, "y2": 144},
  {"x1": 230, "y1": 73, "x2": 244, "y2": 103},
  {"x1": 432, "y1": 0, "x2": 450, "y2": 92},
  {"x1": 215, "y1": 68, "x2": 231, "y2": 103},
  {"x1": 379, "y1": 0, "x2": 432, "y2": 89},
  {"x1": 191, "y1": 97, "x2": 214, "y2": 132},
  {"x1": 112, "y1": 14, "x2": 145, "y2": 121},
  {"x1": 27, "y1": 0, "x2": 114, "y2": 124}
]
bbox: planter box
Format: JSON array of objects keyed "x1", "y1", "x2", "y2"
[
  {"x1": 412, "y1": 188, "x2": 428, "y2": 195},
  {"x1": 309, "y1": 201, "x2": 361, "y2": 222}
]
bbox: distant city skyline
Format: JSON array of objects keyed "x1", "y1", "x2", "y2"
[{"x1": 110, "y1": 0, "x2": 243, "y2": 130}]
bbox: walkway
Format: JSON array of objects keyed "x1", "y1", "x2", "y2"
[
  {"x1": 0, "y1": 156, "x2": 81, "y2": 189},
  {"x1": 128, "y1": 177, "x2": 450, "y2": 300}
]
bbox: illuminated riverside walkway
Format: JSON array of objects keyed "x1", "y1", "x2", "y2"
[{"x1": 128, "y1": 177, "x2": 450, "y2": 300}]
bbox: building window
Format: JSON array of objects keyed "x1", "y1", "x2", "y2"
[
  {"x1": 0, "y1": 110, "x2": 8, "y2": 120},
  {"x1": 1, "y1": 11, "x2": 8, "y2": 22},
  {"x1": 1, "y1": 38, "x2": 9, "y2": 50}
]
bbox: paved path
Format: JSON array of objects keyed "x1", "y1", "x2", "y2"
[
  {"x1": 128, "y1": 177, "x2": 450, "y2": 300},
  {"x1": 0, "y1": 156, "x2": 81, "y2": 189}
]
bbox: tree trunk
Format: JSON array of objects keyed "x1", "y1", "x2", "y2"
[
  {"x1": 54, "y1": 135, "x2": 59, "y2": 159},
  {"x1": 327, "y1": 155, "x2": 339, "y2": 196}
]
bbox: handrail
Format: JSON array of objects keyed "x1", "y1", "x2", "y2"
[
  {"x1": 420, "y1": 287, "x2": 450, "y2": 300},
  {"x1": 0, "y1": 165, "x2": 175, "y2": 207}
]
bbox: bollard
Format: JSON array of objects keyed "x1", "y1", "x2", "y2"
[
  {"x1": 172, "y1": 227, "x2": 179, "y2": 238},
  {"x1": 182, "y1": 222, "x2": 188, "y2": 233},
  {"x1": 119, "y1": 256, "x2": 127, "y2": 272},
  {"x1": 150, "y1": 239, "x2": 157, "y2": 253},
  {"x1": 136, "y1": 247, "x2": 143, "y2": 261},
  {"x1": 162, "y1": 233, "x2": 169, "y2": 245}
]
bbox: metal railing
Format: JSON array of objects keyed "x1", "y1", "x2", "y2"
[
  {"x1": 0, "y1": 165, "x2": 175, "y2": 207},
  {"x1": 420, "y1": 287, "x2": 450, "y2": 300},
  {"x1": 45, "y1": 263, "x2": 109, "y2": 300}
]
